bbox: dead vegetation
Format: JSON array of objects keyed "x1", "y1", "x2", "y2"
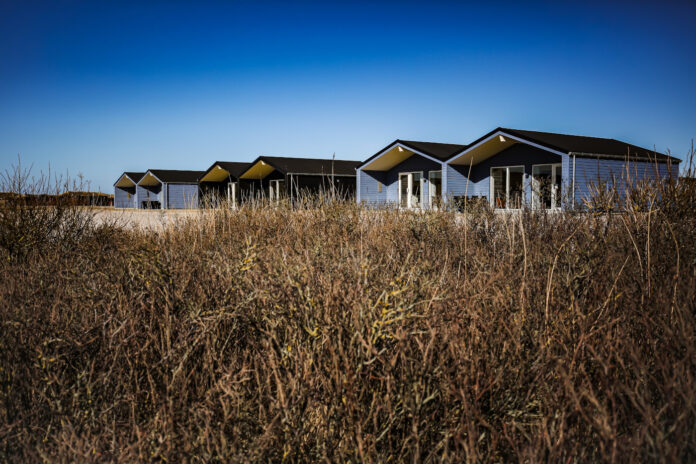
[{"x1": 1, "y1": 156, "x2": 695, "y2": 462}]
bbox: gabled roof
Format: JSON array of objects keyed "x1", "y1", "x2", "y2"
[
  {"x1": 359, "y1": 139, "x2": 468, "y2": 169},
  {"x1": 397, "y1": 140, "x2": 470, "y2": 161},
  {"x1": 213, "y1": 161, "x2": 251, "y2": 178},
  {"x1": 146, "y1": 170, "x2": 205, "y2": 183},
  {"x1": 200, "y1": 161, "x2": 250, "y2": 182},
  {"x1": 458, "y1": 127, "x2": 680, "y2": 163},
  {"x1": 124, "y1": 172, "x2": 146, "y2": 183},
  {"x1": 240, "y1": 156, "x2": 361, "y2": 179},
  {"x1": 114, "y1": 171, "x2": 146, "y2": 187}
]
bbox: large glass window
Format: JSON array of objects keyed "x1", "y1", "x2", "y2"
[
  {"x1": 399, "y1": 173, "x2": 409, "y2": 208},
  {"x1": 428, "y1": 171, "x2": 442, "y2": 209},
  {"x1": 532, "y1": 164, "x2": 562, "y2": 209},
  {"x1": 398, "y1": 172, "x2": 424, "y2": 208},
  {"x1": 492, "y1": 168, "x2": 506, "y2": 208},
  {"x1": 509, "y1": 167, "x2": 524, "y2": 209},
  {"x1": 411, "y1": 172, "x2": 422, "y2": 208},
  {"x1": 490, "y1": 166, "x2": 525, "y2": 209}
]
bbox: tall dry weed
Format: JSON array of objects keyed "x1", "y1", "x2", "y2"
[{"x1": 1, "y1": 155, "x2": 695, "y2": 462}]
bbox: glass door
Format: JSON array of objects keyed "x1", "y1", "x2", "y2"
[
  {"x1": 428, "y1": 171, "x2": 442, "y2": 209},
  {"x1": 399, "y1": 173, "x2": 409, "y2": 208},
  {"x1": 398, "y1": 172, "x2": 424, "y2": 208},
  {"x1": 490, "y1": 166, "x2": 525, "y2": 209},
  {"x1": 532, "y1": 164, "x2": 562, "y2": 209},
  {"x1": 491, "y1": 168, "x2": 507, "y2": 209},
  {"x1": 411, "y1": 172, "x2": 422, "y2": 208}
]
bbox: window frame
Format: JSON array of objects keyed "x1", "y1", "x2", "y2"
[
  {"x1": 489, "y1": 165, "x2": 525, "y2": 210},
  {"x1": 531, "y1": 163, "x2": 562, "y2": 210},
  {"x1": 428, "y1": 170, "x2": 442, "y2": 209},
  {"x1": 398, "y1": 171, "x2": 424, "y2": 209}
]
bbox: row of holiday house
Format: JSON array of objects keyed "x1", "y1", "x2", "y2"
[
  {"x1": 114, "y1": 128, "x2": 681, "y2": 210},
  {"x1": 114, "y1": 156, "x2": 361, "y2": 209}
]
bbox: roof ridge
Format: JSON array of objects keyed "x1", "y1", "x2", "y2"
[
  {"x1": 399, "y1": 139, "x2": 467, "y2": 145},
  {"x1": 504, "y1": 127, "x2": 613, "y2": 140}
]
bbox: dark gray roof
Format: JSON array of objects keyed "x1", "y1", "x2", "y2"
[
  {"x1": 148, "y1": 170, "x2": 205, "y2": 183},
  {"x1": 398, "y1": 140, "x2": 469, "y2": 161},
  {"x1": 497, "y1": 128, "x2": 679, "y2": 162},
  {"x1": 201, "y1": 161, "x2": 250, "y2": 181},
  {"x1": 247, "y1": 156, "x2": 361, "y2": 176}
]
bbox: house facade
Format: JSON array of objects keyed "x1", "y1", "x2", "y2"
[
  {"x1": 199, "y1": 161, "x2": 250, "y2": 207},
  {"x1": 136, "y1": 170, "x2": 204, "y2": 209},
  {"x1": 357, "y1": 140, "x2": 466, "y2": 209},
  {"x1": 114, "y1": 172, "x2": 145, "y2": 208},
  {"x1": 238, "y1": 156, "x2": 361, "y2": 203},
  {"x1": 357, "y1": 128, "x2": 680, "y2": 210}
]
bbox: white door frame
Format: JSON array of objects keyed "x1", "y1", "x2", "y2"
[
  {"x1": 428, "y1": 170, "x2": 442, "y2": 209},
  {"x1": 398, "y1": 171, "x2": 424, "y2": 209},
  {"x1": 531, "y1": 163, "x2": 562, "y2": 210},
  {"x1": 269, "y1": 179, "x2": 284, "y2": 202},
  {"x1": 490, "y1": 165, "x2": 525, "y2": 209}
]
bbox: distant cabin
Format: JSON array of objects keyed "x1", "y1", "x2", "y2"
[
  {"x1": 114, "y1": 172, "x2": 145, "y2": 208},
  {"x1": 136, "y1": 169, "x2": 204, "y2": 209},
  {"x1": 236, "y1": 156, "x2": 361, "y2": 203}
]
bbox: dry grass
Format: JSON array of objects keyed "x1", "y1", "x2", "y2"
[{"x1": 1, "y1": 160, "x2": 695, "y2": 462}]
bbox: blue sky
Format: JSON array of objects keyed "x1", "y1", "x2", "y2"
[{"x1": 1, "y1": 0, "x2": 694, "y2": 191}]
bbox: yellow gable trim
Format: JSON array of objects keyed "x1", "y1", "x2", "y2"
[
  {"x1": 240, "y1": 160, "x2": 276, "y2": 180},
  {"x1": 200, "y1": 165, "x2": 231, "y2": 182},
  {"x1": 361, "y1": 145, "x2": 415, "y2": 171},
  {"x1": 115, "y1": 175, "x2": 135, "y2": 188},
  {"x1": 139, "y1": 172, "x2": 161, "y2": 187},
  {"x1": 448, "y1": 136, "x2": 515, "y2": 166}
]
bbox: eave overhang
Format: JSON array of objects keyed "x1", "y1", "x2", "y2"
[
  {"x1": 359, "y1": 142, "x2": 443, "y2": 172},
  {"x1": 239, "y1": 159, "x2": 277, "y2": 180},
  {"x1": 200, "y1": 164, "x2": 232, "y2": 183},
  {"x1": 138, "y1": 171, "x2": 164, "y2": 187},
  {"x1": 114, "y1": 174, "x2": 136, "y2": 188},
  {"x1": 446, "y1": 130, "x2": 566, "y2": 166}
]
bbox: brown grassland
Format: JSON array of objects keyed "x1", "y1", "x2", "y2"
[{"x1": 1, "y1": 159, "x2": 695, "y2": 462}]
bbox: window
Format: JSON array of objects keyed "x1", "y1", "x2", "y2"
[
  {"x1": 428, "y1": 171, "x2": 442, "y2": 209},
  {"x1": 532, "y1": 164, "x2": 562, "y2": 209},
  {"x1": 490, "y1": 166, "x2": 525, "y2": 209},
  {"x1": 398, "y1": 172, "x2": 423, "y2": 208}
]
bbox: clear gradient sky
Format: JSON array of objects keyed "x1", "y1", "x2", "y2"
[{"x1": 1, "y1": 1, "x2": 694, "y2": 192}]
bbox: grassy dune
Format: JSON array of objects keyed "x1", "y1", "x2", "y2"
[{"x1": 1, "y1": 168, "x2": 695, "y2": 461}]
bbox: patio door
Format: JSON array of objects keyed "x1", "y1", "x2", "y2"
[
  {"x1": 428, "y1": 171, "x2": 442, "y2": 209},
  {"x1": 490, "y1": 166, "x2": 524, "y2": 209},
  {"x1": 532, "y1": 164, "x2": 562, "y2": 209},
  {"x1": 399, "y1": 172, "x2": 423, "y2": 208}
]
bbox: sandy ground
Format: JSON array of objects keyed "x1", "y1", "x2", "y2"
[{"x1": 93, "y1": 208, "x2": 202, "y2": 230}]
